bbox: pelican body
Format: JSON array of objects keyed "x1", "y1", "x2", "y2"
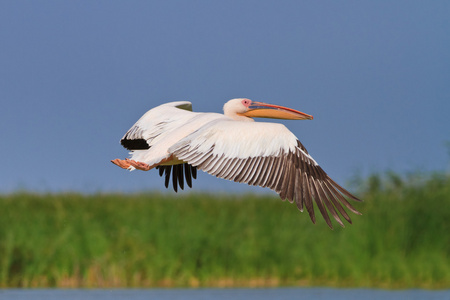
[{"x1": 112, "y1": 98, "x2": 361, "y2": 228}]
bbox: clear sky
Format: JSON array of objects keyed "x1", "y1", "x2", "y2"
[{"x1": 1, "y1": 1, "x2": 449, "y2": 193}]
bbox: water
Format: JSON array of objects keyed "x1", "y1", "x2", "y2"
[{"x1": 1, "y1": 288, "x2": 449, "y2": 300}]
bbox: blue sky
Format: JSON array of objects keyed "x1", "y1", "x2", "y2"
[{"x1": 1, "y1": 1, "x2": 449, "y2": 193}]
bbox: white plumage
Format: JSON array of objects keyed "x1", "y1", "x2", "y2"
[{"x1": 112, "y1": 98, "x2": 361, "y2": 228}]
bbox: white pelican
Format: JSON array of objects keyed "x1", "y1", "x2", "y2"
[{"x1": 112, "y1": 98, "x2": 361, "y2": 228}]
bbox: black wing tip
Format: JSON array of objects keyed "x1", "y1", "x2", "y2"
[
  {"x1": 177, "y1": 165, "x2": 184, "y2": 191},
  {"x1": 120, "y1": 138, "x2": 150, "y2": 150},
  {"x1": 184, "y1": 163, "x2": 193, "y2": 188},
  {"x1": 157, "y1": 163, "x2": 197, "y2": 192}
]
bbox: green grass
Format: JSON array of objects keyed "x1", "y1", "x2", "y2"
[{"x1": 0, "y1": 172, "x2": 449, "y2": 288}]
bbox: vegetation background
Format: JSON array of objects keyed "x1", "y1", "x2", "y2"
[{"x1": 0, "y1": 171, "x2": 448, "y2": 289}]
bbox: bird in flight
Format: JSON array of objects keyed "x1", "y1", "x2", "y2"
[{"x1": 112, "y1": 98, "x2": 361, "y2": 228}]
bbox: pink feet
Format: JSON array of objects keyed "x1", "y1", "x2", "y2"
[
  {"x1": 127, "y1": 159, "x2": 152, "y2": 171},
  {"x1": 111, "y1": 158, "x2": 131, "y2": 169},
  {"x1": 111, "y1": 158, "x2": 152, "y2": 171}
]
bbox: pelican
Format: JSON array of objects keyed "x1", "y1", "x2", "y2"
[{"x1": 112, "y1": 98, "x2": 361, "y2": 228}]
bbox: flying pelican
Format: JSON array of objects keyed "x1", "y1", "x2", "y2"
[{"x1": 111, "y1": 98, "x2": 361, "y2": 228}]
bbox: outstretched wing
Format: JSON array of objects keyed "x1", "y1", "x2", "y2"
[
  {"x1": 120, "y1": 101, "x2": 193, "y2": 151},
  {"x1": 119, "y1": 101, "x2": 198, "y2": 191},
  {"x1": 169, "y1": 119, "x2": 361, "y2": 229}
]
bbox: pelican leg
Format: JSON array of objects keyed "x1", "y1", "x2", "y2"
[
  {"x1": 125, "y1": 158, "x2": 152, "y2": 171},
  {"x1": 111, "y1": 158, "x2": 133, "y2": 169},
  {"x1": 111, "y1": 158, "x2": 151, "y2": 171},
  {"x1": 111, "y1": 155, "x2": 175, "y2": 172}
]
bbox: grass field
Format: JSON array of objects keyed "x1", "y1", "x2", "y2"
[{"x1": 0, "y1": 172, "x2": 449, "y2": 288}]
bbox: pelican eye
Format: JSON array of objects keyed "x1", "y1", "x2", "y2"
[{"x1": 242, "y1": 99, "x2": 251, "y2": 106}]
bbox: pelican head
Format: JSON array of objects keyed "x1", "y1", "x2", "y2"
[{"x1": 223, "y1": 98, "x2": 313, "y2": 121}]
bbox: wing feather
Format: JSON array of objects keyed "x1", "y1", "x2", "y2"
[
  {"x1": 266, "y1": 156, "x2": 283, "y2": 189},
  {"x1": 259, "y1": 156, "x2": 275, "y2": 187},
  {"x1": 172, "y1": 165, "x2": 179, "y2": 192},
  {"x1": 217, "y1": 157, "x2": 238, "y2": 178},
  {"x1": 277, "y1": 156, "x2": 291, "y2": 199},
  {"x1": 120, "y1": 101, "x2": 194, "y2": 151},
  {"x1": 156, "y1": 163, "x2": 196, "y2": 191},
  {"x1": 184, "y1": 164, "x2": 193, "y2": 188},
  {"x1": 322, "y1": 181, "x2": 352, "y2": 224},
  {"x1": 286, "y1": 156, "x2": 297, "y2": 203},
  {"x1": 191, "y1": 165, "x2": 197, "y2": 179},
  {"x1": 311, "y1": 179, "x2": 332, "y2": 227},
  {"x1": 243, "y1": 157, "x2": 263, "y2": 184},
  {"x1": 252, "y1": 157, "x2": 268, "y2": 186},
  {"x1": 316, "y1": 179, "x2": 344, "y2": 227},
  {"x1": 164, "y1": 167, "x2": 172, "y2": 188},
  {"x1": 235, "y1": 157, "x2": 257, "y2": 183},
  {"x1": 168, "y1": 119, "x2": 361, "y2": 229},
  {"x1": 295, "y1": 169, "x2": 304, "y2": 212},
  {"x1": 302, "y1": 172, "x2": 316, "y2": 224},
  {"x1": 177, "y1": 164, "x2": 184, "y2": 190},
  {"x1": 225, "y1": 158, "x2": 247, "y2": 180},
  {"x1": 208, "y1": 154, "x2": 228, "y2": 175}
]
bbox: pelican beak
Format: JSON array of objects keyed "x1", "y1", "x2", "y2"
[{"x1": 240, "y1": 101, "x2": 313, "y2": 120}]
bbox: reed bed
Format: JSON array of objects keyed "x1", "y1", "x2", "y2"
[{"x1": 0, "y1": 172, "x2": 448, "y2": 288}]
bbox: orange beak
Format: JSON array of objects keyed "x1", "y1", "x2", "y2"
[{"x1": 239, "y1": 101, "x2": 313, "y2": 120}]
